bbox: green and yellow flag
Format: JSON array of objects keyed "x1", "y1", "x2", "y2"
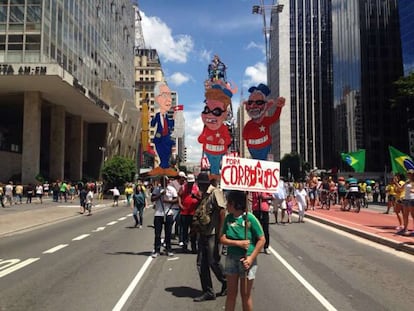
[
  {"x1": 341, "y1": 149, "x2": 366, "y2": 173},
  {"x1": 388, "y1": 146, "x2": 414, "y2": 174}
]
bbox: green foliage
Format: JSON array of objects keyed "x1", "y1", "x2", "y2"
[
  {"x1": 35, "y1": 173, "x2": 44, "y2": 183},
  {"x1": 392, "y1": 72, "x2": 414, "y2": 108},
  {"x1": 394, "y1": 72, "x2": 414, "y2": 97},
  {"x1": 101, "y1": 156, "x2": 136, "y2": 189}
]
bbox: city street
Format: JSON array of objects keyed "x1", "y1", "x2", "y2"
[{"x1": 1, "y1": 201, "x2": 413, "y2": 311}]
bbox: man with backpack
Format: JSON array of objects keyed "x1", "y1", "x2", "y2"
[{"x1": 193, "y1": 173, "x2": 227, "y2": 302}]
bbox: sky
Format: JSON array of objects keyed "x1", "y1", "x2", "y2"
[{"x1": 137, "y1": 0, "x2": 269, "y2": 164}]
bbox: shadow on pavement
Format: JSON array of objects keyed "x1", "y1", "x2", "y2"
[{"x1": 165, "y1": 286, "x2": 201, "y2": 298}]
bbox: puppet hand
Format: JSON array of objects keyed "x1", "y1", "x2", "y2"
[
  {"x1": 206, "y1": 136, "x2": 213, "y2": 142},
  {"x1": 276, "y1": 97, "x2": 286, "y2": 108},
  {"x1": 218, "y1": 138, "x2": 224, "y2": 144}
]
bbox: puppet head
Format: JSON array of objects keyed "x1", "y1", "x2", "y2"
[
  {"x1": 154, "y1": 81, "x2": 172, "y2": 114},
  {"x1": 201, "y1": 84, "x2": 231, "y2": 131},
  {"x1": 244, "y1": 83, "x2": 273, "y2": 122}
]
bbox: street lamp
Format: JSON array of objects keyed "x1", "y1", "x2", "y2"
[
  {"x1": 98, "y1": 146, "x2": 106, "y2": 180},
  {"x1": 252, "y1": 1, "x2": 284, "y2": 83}
]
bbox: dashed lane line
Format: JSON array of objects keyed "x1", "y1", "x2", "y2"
[
  {"x1": 43, "y1": 244, "x2": 69, "y2": 254},
  {"x1": 92, "y1": 227, "x2": 106, "y2": 232},
  {"x1": 107, "y1": 221, "x2": 118, "y2": 226},
  {"x1": 118, "y1": 217, "x2": 127, "y2": 221},
  {"x1": 72, "y1": 234, "x2": 90, "y2": 241}
]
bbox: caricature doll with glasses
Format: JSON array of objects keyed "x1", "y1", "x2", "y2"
[
  {"x1": 198, "y1": 84, "x2": 232, "y2": 175},
  {"x1": 242, "y1": 83, "x2": 285, "y2": 161}
]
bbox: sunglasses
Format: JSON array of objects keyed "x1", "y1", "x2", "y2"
[
  {"x1": 247, "y1": 100, "x2": 266, "y2": 106},
  {"x1": 202, "y1": 106, "x2": 226, "y2": 117}
]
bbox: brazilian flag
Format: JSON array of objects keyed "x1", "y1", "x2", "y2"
[
  {"x1": 341, "y1": 149, "x2": 366, "y2": 173},
  {"x1": 388, "y1": 146, "x2": 414, "y2": 174}
]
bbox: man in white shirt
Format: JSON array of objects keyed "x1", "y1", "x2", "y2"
[
  {"x1": 151, "y1": 176, "x2": 178, "y2": 258},
  {"x1": 273, "y1": 178, "x2": 287, "y2": 224}
]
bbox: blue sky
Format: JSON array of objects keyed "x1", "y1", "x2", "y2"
[{"x1": 138, "y1": 0, "x2": 268, "y2": 164}]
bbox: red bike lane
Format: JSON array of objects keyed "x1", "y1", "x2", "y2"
[{"x1": 304, "y1": 204, "x2": 414, "y2": 255}]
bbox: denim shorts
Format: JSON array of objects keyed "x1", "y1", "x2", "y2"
[
  {"x1": 224, "y1": 253, "x2": 258, "y2": 280},
  {"x1": 403, "y1": 199, "x2": 414, "y2": 207}
]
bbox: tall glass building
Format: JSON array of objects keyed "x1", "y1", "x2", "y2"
[
  {"x1": 270, "y1": 0, "x2": 333, "y2": 170},
  {"x1": 332, "y1": 0, "x2": 406, "y2": 172},
  {"x1": 0, "y1": 0, "x2": 138, "y2": 183},
  {"x1": 399, "y1": 0, "x2": 414, "y2": 76}
]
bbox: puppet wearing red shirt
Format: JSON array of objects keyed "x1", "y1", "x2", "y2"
[{"x1": 242, "y1": 83, "x2": 285, "y2": 160}]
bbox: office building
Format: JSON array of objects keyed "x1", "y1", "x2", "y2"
[
  {"x1": 0, "y1": 0, "x2": 139, "y2": 184},
  {"x1": 332, "y1": 0, "x2": 406, "y2": 171},
  {"x1": 270, "y1": 0, "x2": 334, "y2": 169}
]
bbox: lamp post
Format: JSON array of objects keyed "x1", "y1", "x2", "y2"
[
  {"x1": 98, "y1": 146, "x2": 106, "y2": 180},
  {"x1": 252, "y1": 1, "x2": 284, "y2": 83}
]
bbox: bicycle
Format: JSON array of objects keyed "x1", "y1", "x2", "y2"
[
  {"x1": 344, "y1": 193, "x2": 361, "y2": 213},
  {"x1": 319, "y1": 190, "x2": 330, "y2": 210}
]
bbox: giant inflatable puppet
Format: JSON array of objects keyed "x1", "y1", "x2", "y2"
[
  {"x1": 149, "y1": 81, "x2": 177, "y2": 176},
  {"x1": 198, "y1": 84, "x2": 232, "y2": 176},
  {"x1": 242, "y1": 83, "x2": 285, "y2": 161}
]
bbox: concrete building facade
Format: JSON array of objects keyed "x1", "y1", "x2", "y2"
[{"x1": 0, "y1": 0, "x2": 140, "y2": 184}]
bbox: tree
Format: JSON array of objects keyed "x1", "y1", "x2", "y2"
[
  {"x1": 101, "y1": 156, "x2": 136, "y2": 190},
  {"x1": 393, "y1": 72, "x2": 414, "y2": 99}
]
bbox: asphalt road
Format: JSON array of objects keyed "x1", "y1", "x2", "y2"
[{"x1": 0, "y1": 206, "x2": 413, "y2": 311}]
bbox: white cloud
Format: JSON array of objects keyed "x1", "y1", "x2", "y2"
[
  {"x1": 168, "y1": 72, "x2": 191, "y2": 86},
  {"x1": 183, "y1": 111, "x2": 204, "y2": 163},
  {"x1": 139, "y1": 11, "x2": 194, "y2": 63},
  {"x1": 199, "y1": 49, "x2": 212, "y2": 64},
  {"x1": 243, "y1": 62, "x2": 267, "y2": 87},
  {"x1": 246, "y1": 41, "x2": 265, "y2": 55}
]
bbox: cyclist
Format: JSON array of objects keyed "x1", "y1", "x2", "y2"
[
  {"x1": 318, "y1": 176, "x2": 330, "y2": 209},
  {"x1": 337, "y1": 176, "x2": 347, "y2": 207},
  {"x1": 342, "y1": 177, "x2": 360, "y2": 211}
]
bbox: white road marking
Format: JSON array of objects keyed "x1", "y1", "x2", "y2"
[
  {"x1": 107, "y1": 221, "x2": 118, "y2": 226},
  {"x1": 92, "y1": 227, "x2": 106, "y2": 232},
  {"x1": 0, "y1": 258, "x2": 40, "y2": 278},
  {"x1": 167, "y1": 257, "x2": 179, "y2": 261},
  {"x1": 72, "y1": 234, "x2": 90, "y2": 241},
  {"x1": 118, "y1": 217, "x2": 127, "y2": 221},
  {"x1": 0, "y1": 259, "x2": 20, "y2": 270},
  {"x1": 269, "y1": 246, "x2": 338, "y2": 311},
  {"x1": 112, "y1": 257, "x2": 153, "y2": 311},
  {"x1": 126, "y1": 213, "x2": 133, "y2": 217},
  {"x1": 43, "y1": 244, "x2": 68, "y2": 254}
]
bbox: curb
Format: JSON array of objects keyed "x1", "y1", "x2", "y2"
[{"x1": 305, "y1": 213, "x2": 414, "y2": 256}]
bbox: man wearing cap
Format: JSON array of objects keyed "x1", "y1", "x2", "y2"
[
  {"x1": 242, "y1": 83, "x2": 285, "y2": 161},
  {"x1": 193, "y1": 172, "x2": 227, "y2": 302}
]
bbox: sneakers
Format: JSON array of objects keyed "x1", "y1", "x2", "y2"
[
  {"x1": 151, "y1": 252, "x2": 160, "y2": 258},
  {"x1": 193, "y1": 293, "x2": 216, "y2": 302},
  {"x1": 179, "y1": 241, "x2": 184, "y2": 247},
  {"x1": 264, "y1": 248, "x2": 270, "y2": 255},
  {"x1": 167, "y1": 252, "x2": 174, "y2": 257}
]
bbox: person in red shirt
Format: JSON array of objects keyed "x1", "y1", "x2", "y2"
[
  {"x1": 251, "y1": 192, "x2": 272, "y2": 254},
  {"x1": 178, "y1": 174, "x2": 200, "y2": 253}
]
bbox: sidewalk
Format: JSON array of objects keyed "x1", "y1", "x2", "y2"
[
  {"x1": 1, "y1": 198, "x2": 413, "y2": 255},
  {"x1": 304, "y1": 203, "x2": 414, "y2": 255},
  {"x1": 0, "y1": 197, "x2": 116, "y2": 237}
]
